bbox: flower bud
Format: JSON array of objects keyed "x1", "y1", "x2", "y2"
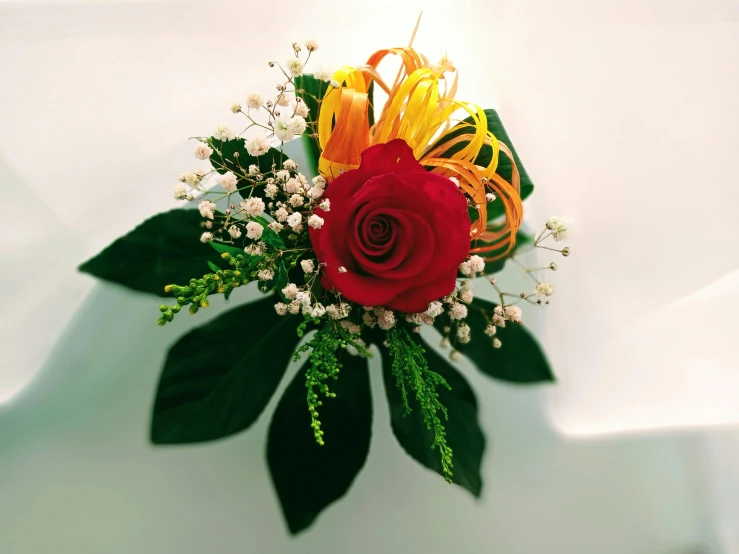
[{"x1": 561, "y1": 247, "x2": 571, "y2": 257}]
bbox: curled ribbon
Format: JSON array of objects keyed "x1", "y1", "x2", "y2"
[{"x1": 315, "y1": 46, "x2": 523, "y2": 262}]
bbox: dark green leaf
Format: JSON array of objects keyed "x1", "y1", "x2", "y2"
[
  {"x1": 267, "y1": 349, "x2": 372, "y2": 534},
  {"x1": 79, "y1": 209, "x2": 214, "y2": 297},
  {"x1": 206, "y1": 260, "x2": 221, "y2": 273},
  {"x1": 367, "y1": 80, "x2": 375, "y2": 127},
  {"x1": 431, "y1": 109, "x2": 535, "y2": 221},
  {"x1": 294, "y1": 74, "x2": 329, "y2": 164},
  {"x1": 274, "y1": 261, "x2": 289, "y2": 298},
  {"x1": 378, "y1": 340, "x2": 485, "y2": 497},
  {"x1": 252, "y1": 216, "x2": 285, "y2": 249},
  {"x1": 208, "y1": 137, "x2": 282, "y2": 178},
  {"x1": 441, "y1": 297, "x2": 554, "y2": 384},
  {"x1": 151, "y1": 295, "x2": 301, "y2": 444}
]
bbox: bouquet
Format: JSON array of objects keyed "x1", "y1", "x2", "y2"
[{"x1": 80, "y1": 34, "x2": 571, "y2": 534}]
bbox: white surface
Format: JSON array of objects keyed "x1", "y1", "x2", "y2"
[{"x1": 1, "y1": 0, "x2": 739, "y2": 552}]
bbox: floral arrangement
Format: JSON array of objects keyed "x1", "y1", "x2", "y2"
[{"x1": 80, "y1": 35, "x2": 571, "y2": 534}]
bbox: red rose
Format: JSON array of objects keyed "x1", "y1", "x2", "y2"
[{"x1": 309, "y1": 139, "x2": 470, "y2": 313}]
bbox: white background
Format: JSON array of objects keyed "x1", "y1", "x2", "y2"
[{"x1": 1, "y1": 0, "x2": 738, "y2": 552}]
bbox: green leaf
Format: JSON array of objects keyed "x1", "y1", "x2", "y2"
[
  {"x1": 267, "y1": 349, "x2": 372, "y2": 534},
  {"x1": 274, "y1": 261, "x2": 289, "y2": 298},
  {"x1": 378, "y1": 339, "x2": 485, "y2": 497},
  {"x1": 444, "y1": 297, "x2": 554, "y2": 384},
  {"x1": 151, "y1": 295, "x2": 301, "y2": 444},
  {"x1": 206, "y1": 260, "x2": 221, "y2": 273},
  {"x1": 209, "y1": 241, "x2": 244, "y2": 258},
  {"x1": 432, "y1": 109, "x2": 535, "y2": 221},
  {"x1": 208, "y1": 137, "x2": 282, "y2": 176},
  {"x1": 252, "y1": 216, "x2": 285, "y2": 249},
  {"x1": 79, "y1": 209, "x2": 215, "y2": 297},
  {"x1": 294, "y1": 74, "x2": 329, "y2": 163}
]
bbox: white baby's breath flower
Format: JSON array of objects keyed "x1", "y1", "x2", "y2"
[
  {"x1": 460, "y1": 289, "x2": 473, "y2": 303},
  {"x1": 193, "y1": 142, "x2": 213, "y2": 160},
  {"x1": 275, "y1": 170, "x2": 290, "y2": 182},
  {"x1": 310, "y1": 303, "x2": 326, "y2": 318},
  {"x1": 485, "y1": 192, "x2": 496, "y2": 202},
  {"x1": 245, "y1": 134, "x2": 271, "y2": 156},
  {"x1": 457, "y1": 323, "x2": 471, "y2": 343},
  {"x1": 536, "y1": 282, "x2": 554, "y2": 296},
  {"x1": 546, "y1": 216, "x2": 571, "y2": 241},
  {"x1": 493, "y1": 338, "x2": 502, "y2": 349},
  {"x1": 282, "y1": 283, "x2": 299, "y2": 300},
  {"x1": 241, "y1": 197, "x2": 265, "y2": 217},
  {"x1": 288, "y1": 115, "x2": 307, "y2": 135},
  {"x1": 289, "y1": 194, "x2": 304, "y2": 207},
  {"x1": 200, "y1": 232, "x2": 213, "y2": 243},
  {"x1": 449, "y1": 303, "x2": 468, "y2": 320},
  {"x1": 301, "y1": 259, "x2": 315, "y2": 273},
  {"x1": 173, "y1": 183, "x2": 188, "y2": 199},
  {"x1": 248, "y1": 164, "x2": 259, "y2": 175},
  {"x1": 284, "y1": 178, "x2": 301, "y2": 194},
  {"x1": 295, "y1": 101, "x2": 309, "y2": 118},
  {"x1": 375, "y1": 307, "x2": 396, "y2": 330},
  {"x1": 304, "y1": 38, "x2": 319, "y2": 52},
  {"x1": 319, "y1": 199, "x2": 331, "y2": 212},
  {"x1": 274, "y1": 207, "x2": 289, "y2": 222},
  {"x1": 458, "y1": 261, "x2": 472, "y2": 277},
  {"x1": 363, "y1": 312, "x2": 377, "y2": 328},
  {"x1": 468, "y1": 255, "x2": 485, "y2": 274},
  {"x1": 214, "y1": 124, "x2": 235, "y2": 141},
  {"x1": 312, "y1": 63, "x2": 333, "y2": 82},
  {"x1": 286, "y1": 57, "x2": 304, "y2": 76},
  {"x1": 218, "y1": 171, "x2": 238, "y2": 193},
  {"x1": 288, "y1": 301, "x2": 301, "y2": 314},
  {"x1": 296, "y1": 291, "x2": 311, "y2": 306},
  {"x1": 268, "y1": 221, "x2": 284, "y2": 233},
  {"x1": 426, "y1": 301, "x2": 444, "y2": 319},
  {"x1": 484, "y1": 324, "x2": 496, "y2": 336},
  {"x1": 231, "y1": 103, "x2": 242, "y2": 114},
  {"x1": 492, "y1": 305, "x2": 506, "y2": 327},
  {"x1": 308, "y1": 185, "x2": 325, "y2": 199},
  {"x1": 258, "y1": 269, "x2": 274, "y2": 281},
  {"x1": 287, "y1": 212, "x2": 302, "y2": 229},
  {"x1": 274, "y1": 302, "x2": 288, "y2": 316},
  {"x1": 276, "y1": 94, "x2": 290, "y2": 107},
  {"x1": 246, "y1": 93, "x2": 263, "y2": 109},
  {"x1": 504, "y1": 305, "x2": 522, "y2": 323},
  {"x1": 329, "y1": 79, "x2": 340, "y2": 89},
  {"x1": 179, "y1": 171, "x2": 202, "y2": 186},
  {"x1": 265, "y1": 183, "x2": 279, "y2": 198},
  {"x1": 245, "y1": 244, "x2": 264, "y2": 256},
  {"x1": 245, "y1": 221, "x2": 263, "y2": 240},
  {"x1": 228, "y1": 225, "x2": 242, "y2": 239},
  {"x1": 198, "y1": 200, "x2": 216, "y2": 219},
  {"x1": 283, "y1": 159, "x2": 298, "y2": 171},
  {"x1": 307, "y1": 214, "x2": 324, "y2": 229},
  {"x1": 273, "y1": 117, "x2": 294, "y2": 142},
  {"x1": 312, "y1": 176, "x2": 326, "y2": 187}
]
